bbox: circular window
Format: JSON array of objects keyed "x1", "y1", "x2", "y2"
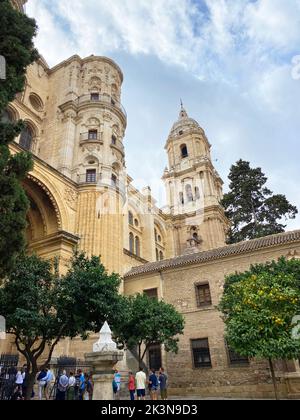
[
  {"x1": 88, "y1": 160, "x2": 96, "y2": 165},
  {"x1": 29, "y1": 93, "x2": 44, "y2": 112},
  {"x1": 158, "y1": 235, "x2": 162, "y2": 243}
]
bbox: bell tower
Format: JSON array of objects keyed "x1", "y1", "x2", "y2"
[{"x1": 163, "y1": 104, "x2": 228, "y2": 256}]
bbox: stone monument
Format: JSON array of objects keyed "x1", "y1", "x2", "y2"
[{"x1": 85, "y1": 321, "x2": 123, "y2": 400}]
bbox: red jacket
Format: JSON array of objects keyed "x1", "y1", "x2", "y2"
[{"x1": 128, "y1": 376, "x2": 135, "y2": 391}]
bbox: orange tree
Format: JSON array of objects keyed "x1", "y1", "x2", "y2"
[{"x1": 219, "y1": 257, "x2": 300, "y2": 399}]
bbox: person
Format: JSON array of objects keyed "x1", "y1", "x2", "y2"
[
  {"x1": 148, "y1": 368, "x2": 158, "y2": 400},
  {"x1": 159, "y1": 367, "x2": 168, "y2": 400},
  {"x1": 11, "y1": 385, "x2": 24, "y2": 400},
  {"x1": 56, "y1": 370, "x2": 69, "y2": 401},
  {"x1": 15, "y1": 368, "x2": 24, "y2": 395},
  {"x1": 113, "y1": 369, "x2": 121, "y2": 400},
  {"x1": 75, "y1": 369, "x2": 84, "y2": 400},
  {"x1": 135, "y1": 367, "x2": 147, "y2": 401},
  {"x1": 44, "y1": 366, "x2": 55, "y2": 400},
  {"x1": 37, "y1": 368, "x2": 47, "y2": 400},
  {"x1": 82, "y1": 373, "x2": 93, "y2": 400},
  {"x1": 67, "y1": 372, "x2": 76, "y2": 400},
  {"x1": 128, "y1": 371, "x2": 135, "y2": 401}
]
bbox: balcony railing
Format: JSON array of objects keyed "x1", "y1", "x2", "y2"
[
  {"x1": 76, "y1": 94, "x2": 127, "y2": 119},
  {"x1": 111, "y1": 138, "x2": 125, "y2": 154},
  {"x1": 80, "y1": 132, "x2": 102, "y2": 143},
  {"x1": 77, "y1": 174, "x2": 101, "y2": 185}
]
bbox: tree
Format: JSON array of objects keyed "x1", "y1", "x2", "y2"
[
  {"x1": 219, "y1": 257, "x2": 300, "y2": 400},
  {"x1": 0, "y1": 0, "x2": 38, "y2": 276},
  {"x1": 115, "y1": 293, "x2": 185, "y2": 367},
  {"x1": 221, "y1": 160, "x2": 298, "y2": 244},
  {"x1": 0, "y1": 252, "x2": 127, "y2": 400}
]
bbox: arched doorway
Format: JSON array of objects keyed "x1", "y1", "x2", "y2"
[{"x1": 23, "y1": 176, "x2": 78, "y2": 264}]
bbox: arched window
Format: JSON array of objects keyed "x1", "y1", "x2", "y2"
[
  {"x1": 154, "y1": 229, "x2": 158, "y2": 242},
  {"x1": 111, "y1": 174, "x2": 117, "y2": 187},
  {"x1": 186, "y1": 184, "x2": 193, "y2": 202},
  {"x1": 180, "y1": 144, "x2": 188, "y2": 158},
  {"x1": 159, "y1": 251, "x2": 164, "y2": 261},
  {"x1": 179, "y1": 192, "x2": 184, "y2": 205},
  {"x1": 1, "y1": 109, "x2": 14, "y2": 123},
  {"x1": 20, "y1": 124, "x2": 33, "y2": 151},
  {"x1": 112, "y1": 135, "x2": 117, "y2": 145},
  {"x1": 135, "y1": 236, "x2": 140, "y2": 257},
  {"x1": 156, "y1": 248, "x2": 159, "y2": 261},
  {"x1": 134, "y1": 218, "x2": 139, "y2": 227},
  {"x1": 129, "y1": 232, "x2": 134, "y2": 254},
  {"x1": 128, "y1": 211, "x2": 134, "y2": 226},
  {"x1": 195, "y1": 187, "x2": 200, "y2": 200}
]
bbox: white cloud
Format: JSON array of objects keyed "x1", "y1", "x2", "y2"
[{"x1": 25, "y1": 0, "x2": 300, "y2": 229}]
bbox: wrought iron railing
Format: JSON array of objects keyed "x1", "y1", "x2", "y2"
[
  {"x1": 76, "y1": 94, "x2": 127, "y2": 119},
  {"x1": 80, "y1": 132, "x2": 102, "y2": 142}
]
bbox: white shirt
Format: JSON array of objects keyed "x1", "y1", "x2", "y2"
[
  {"x1": 15, "y1": 371, "x2": 23, "y2": 385},
  {"x1": 135, "y1": 371, "x2": 146, "y2": 390},
  {"x1": 69, "y1": 376, "x2": 76, "y2": 387}
]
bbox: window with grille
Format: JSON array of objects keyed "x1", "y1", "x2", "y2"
[
  {"x1": 227, "y1": 343, "x2": 249, "y2": 366},
  {"x1": 91, "y1": 93, "x2": 99, "y2": 101},
  {"x1": 86, "y1": 169, "x2": 96, "y2": 183},
  {"x1": 148, "y1": 344, "x2": 162, "y2": 371},
  {"x1": 144, "y1": 288, "x2": 158, "y2": 299},
  {"x1": 88, "y1": 130, "x2": 98, "y2": 140},
  {"x1": 195, "y1": 283, "x2": 212, "y2": 307},
  {"x1": 191, "y1": 339, "x2": 212, "y2": 368}
]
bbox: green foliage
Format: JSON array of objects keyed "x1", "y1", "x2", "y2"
[
  {"x1": 0, "y1": 252, "x2": 127, "y2": 398},
  {"x1": 115, "y1": 293, "x2": 185, "y2": 363},
  {"x1": 56, "y1": 252, "x2": 127, "y2": 339},
  {"x1": 221, "y1": 160, "x2": 298, "y2": 244},
  {"x1": 0, "y1": 0, "x2": 38, "y2": 276},
  {"x1": 219, "y1": 257, "x2": 300, "y2": 360}
]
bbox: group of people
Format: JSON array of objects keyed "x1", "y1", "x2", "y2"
[
  {"x1": 36, "y1": 368, "x2": 94, "y2": 401},
  {"x1": 52, "y1": 369, "x2": 93, "y2": 401},
  {"x1": 8, "y1": 364, "x2": 168, "y2": 401},
  {"x1": 114, "y1": 367, "x2": 168, "y2": 401}
]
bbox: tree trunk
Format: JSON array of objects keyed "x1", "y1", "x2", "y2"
[
  {"x1": 269, "y1": 358, "x2": 279, "y2": 400},
  {"x1": 25, "y1": 371, "x2": 37, "y2": 401},
  {"x1": 138, "y1": 344, "x2": 142, "y2": 367}
]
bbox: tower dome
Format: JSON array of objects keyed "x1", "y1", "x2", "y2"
[{"x1": 169, "y1": 102, "x2": 203, "y2": 138}]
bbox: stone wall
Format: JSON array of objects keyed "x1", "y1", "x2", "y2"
[{"x1": 124, "y1": 232, "x2": 300, "y2": 398}]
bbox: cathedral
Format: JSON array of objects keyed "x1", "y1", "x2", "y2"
[{"x1": 2, "y1": 0, "x2": 300, "y2": 398}]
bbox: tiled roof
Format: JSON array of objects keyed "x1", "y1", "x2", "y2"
[{"x1": 124, "y1": 230, "x2": 300, "y2": 278}]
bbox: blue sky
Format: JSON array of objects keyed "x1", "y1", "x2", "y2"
[{"x1": 26, "y1": 0, "x2": 300, "y2": 230}]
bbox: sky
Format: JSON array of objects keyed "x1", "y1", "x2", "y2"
[{"x1": 26, "y1": 0, "x2": 300, "y2": 230}]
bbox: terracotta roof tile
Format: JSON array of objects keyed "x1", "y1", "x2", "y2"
[{"x1": 124, "y1": 230, "x2": 300, "y2": 278}]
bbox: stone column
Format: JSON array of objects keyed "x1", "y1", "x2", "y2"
[
  {"x1": 84, "y1": 322, "x2": 124, "y2": 401},
  {"x1": 85, "y1": 351, "x2": 123, "y2": 400}
]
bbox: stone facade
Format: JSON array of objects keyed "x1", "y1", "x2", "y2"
[
  {"x1": 124, "y1": 231, "x2": 300, "y2": 399},
  {"x1": 2, "y1": 0, "x2": 300, "y2": 399}
]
